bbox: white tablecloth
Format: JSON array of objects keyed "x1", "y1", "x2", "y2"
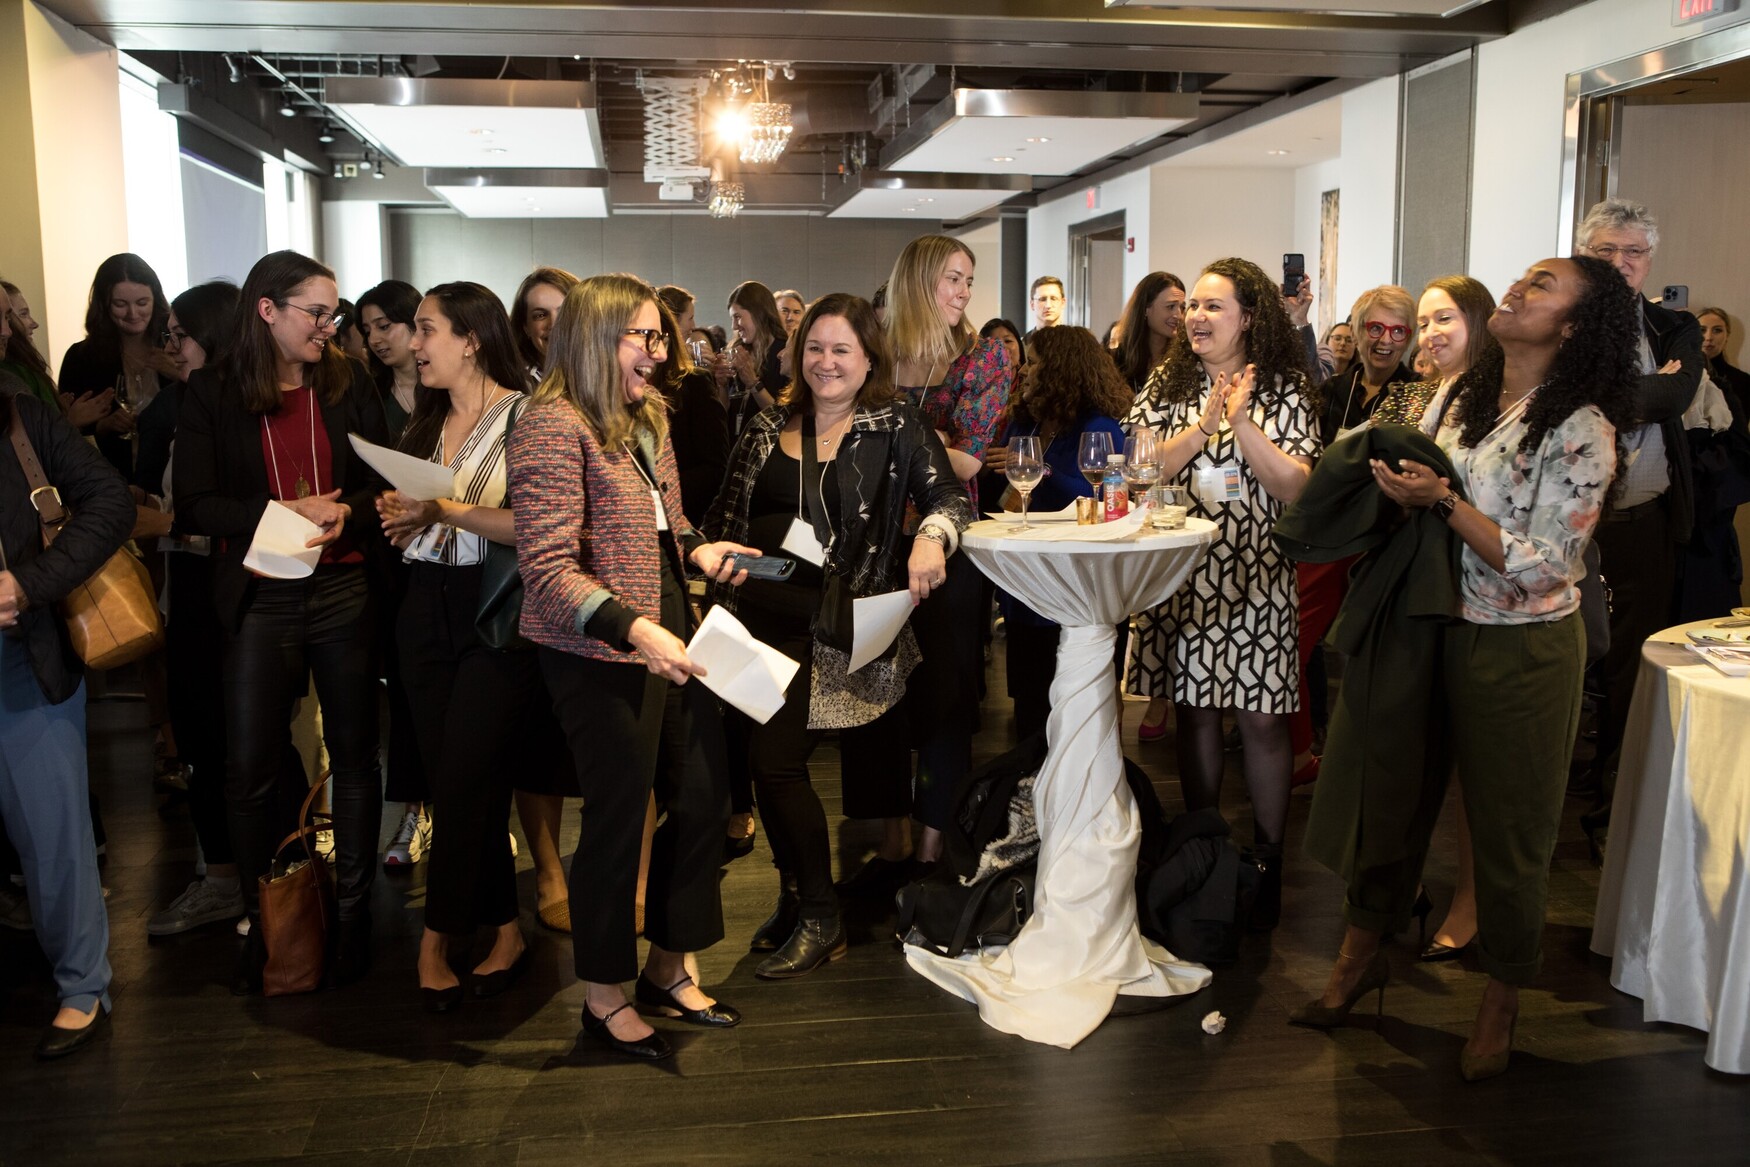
[
  {"x1": 1590, "y1": 620, "x2": 1750, "y2": 1074},
  {"x1": 906, "y1": 517, "x2": 1217, "y2": 1048}
]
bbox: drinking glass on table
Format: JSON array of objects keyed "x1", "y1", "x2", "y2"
[
  {"x1": 1078, "y1": 431, "x2": 1113, "y2": 503},
  {"x1": 1151, "y1": 485, "x2": 1189, "y2": 530},
  {"x1": 1006, "y1": 435, "x2": 1046, "y2": 530},
  {"x1": 1123, "y1": 429, "x2": 1159, "y2": 512}
]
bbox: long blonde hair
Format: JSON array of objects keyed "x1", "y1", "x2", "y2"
[
  {"x1": 884, "y1": 234, "x2": 976, "y2": 370},
  {"x1": 533, "y1": 273, "x2": 667, "y2": 448}
]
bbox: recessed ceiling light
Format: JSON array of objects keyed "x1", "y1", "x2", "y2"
[
  {"x1": 903, "y1": 207, "x2": 917, "y2": 212},
  {"x1": 1025, "y1": 136, "x2": 1051, "y2": 143},
  {"x1": 991, "y1": 155, "x2": 1015, "y2": 162},
  {"x1": 468, "y1": 128, "x2": 494, "y2": 136},
  {"x1": 1266, "y1": 149, "x2": 1291, "y2": 156},
  {"x1": 486, "y1": 147, "x2": 508, "y2": 154},
  {"x1": 917, "y1": 197, "x2": 935, "y2": 203}
]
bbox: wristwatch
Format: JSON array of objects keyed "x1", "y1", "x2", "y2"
[
  {"x1": 915, "y1": 526, "x2": 951, "y2": 550},
  {"x1": 1429, "y1": 492, "x2": 1459, "y2": 523}
]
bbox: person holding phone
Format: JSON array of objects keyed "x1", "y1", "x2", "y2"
[
  {"x1": 508, "y1": 273, "x2": 758, "y2": 1060},
  {"x1": 704, "y1": 292, "x2": 972, "y2": 978}
]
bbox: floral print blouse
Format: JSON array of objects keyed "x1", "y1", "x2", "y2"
[
  {"x1": 898, "y1": 336, "x2": 1012, "y2": 512},
  {"x1": 1430, "y1": 395, "x2": 1616, "y2": 626}
]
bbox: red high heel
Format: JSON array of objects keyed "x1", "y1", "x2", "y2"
[
  {"x1": 1137, "y1": 706, "x2": 1169, "y2": 742},
  {"x1": 1291, "y1": 755, "x2": 1321, "y2": 788}
]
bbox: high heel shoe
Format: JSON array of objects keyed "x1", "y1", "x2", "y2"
[
  {"x1": 1411, "y1": 888, "x2": 1433, "y2": 950},
  {"x1": 582, "y1": 1001, "x2": 672, "y2": 1061},
  {"x1": 1288, "y1": 950, "x2": 1390, "y2": 1029},
  {"x1": 1137, "y1": 709, "x2": 1169, "y2": 742},
  {"x1": 421, "y1": 984, "x2": 463, "y2": 1014},
  {"x1": 470, "y1": 950, "x2": 528, "y2": 998},
  {"x1": 1460, "y1": 1014, "x2": 1517, "y2": 1082},
  {"x1": 635, "y1": 973, "x2": 741, "y2": 1027},
  {"x1": 1420, "y1": 937, "x2": 1472, "y2": 962},
  {"x1": 1290, "y1": 755, "x2": 1320, "y2": 788}
]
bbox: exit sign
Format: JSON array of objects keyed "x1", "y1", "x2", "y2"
[{"x1": 1674, "y1": 0, "x2": 1737, "y2": 24}]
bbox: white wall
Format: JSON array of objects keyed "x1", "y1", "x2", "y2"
[
  {"x1": 1336, "y1": 77, "x2": 1400, "y2": 307},
  {"x1": 950, "y1": 219, "x2": 1003, "y2": 331},
  {"x1": 1147, "y1": 165, "x2": 1297, "y2": 299},
  {"x1": 118, "y1": 66, "x2": 187, "y2": 298},
  {"x1": 1468, "y1": 0, "x2": 1743, "y2": 296},
  {"x1": 1026, "y1": 167, "x2": 1151, "y2": 328},
  {"x1": 322, "y1": 201, "x2": 386, "y2": 300}
]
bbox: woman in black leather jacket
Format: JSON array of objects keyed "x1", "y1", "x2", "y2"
[{"x1": 705, "y1": 292, "x2": 972, "y2": 979}]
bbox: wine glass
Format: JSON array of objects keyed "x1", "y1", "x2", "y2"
[
  {"x1": 1078, "y1": 431, "x2": 1114, "y2": 500},
  {"x1": 113, "y1": 374, "x2": 138, "y2": 442},
  {"x1": 1123, "y1": 429, "x2": 1159, "y2": 511},
  {"x1": 1006, "y1": 435, "x2": 1046, "y2": 529}
]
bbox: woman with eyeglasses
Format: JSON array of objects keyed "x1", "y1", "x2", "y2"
[
  {"x1": 508, "y1": 273, "x2": 759, "y2": 1060},
  {"x1": 506, "y1": 265, "x2": 583, "y2": 934},
  {"x1": 175, "y1": 250, "x2": 389, "y2": 994},
  {"x1": 1318, "y1": 287, "x2": 1418, "y2": 447}
]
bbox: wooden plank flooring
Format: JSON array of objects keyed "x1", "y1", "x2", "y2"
[{"x1": 3, "y1": 649, "x2": 1746, "y2": 1166}]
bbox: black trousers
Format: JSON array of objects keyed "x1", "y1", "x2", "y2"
[
  {"x1": 1592, "y1": 499, "x2": 1677, "y2": 784},
  {"x1": 400, "y1": 563, "x2": 562, "y2": 936},
  {"x1": 224, "y1": 566, "x2": 380, "y2": 920},
  {"x1": 541, "y1": 648, "x2": 729, "y2": 983},
  {"x1": 166, "y1": 552, "x2": 231, "y2": 865},
  {"x1": 379, "y1": 559, "x2": 427, "y2": 805}
]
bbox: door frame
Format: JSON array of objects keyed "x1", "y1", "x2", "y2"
[{"x1": 1067, "y1": 210, "x2": 1126, "y2": 329}]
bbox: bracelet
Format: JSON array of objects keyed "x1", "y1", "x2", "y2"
[
  {"x1": 915, "y1": 527, "x2": 951, "y2": 549},
  {"x1": 1197, "y1": 421, "x2": 1216, "y2": 437},
  {"x1": 1429, "y1": 492, "x2": 1459, "y2": 522}
]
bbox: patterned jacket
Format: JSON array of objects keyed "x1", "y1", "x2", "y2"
[{"x1": 507, "y1": 401, "x2": 704, "y2": 664}]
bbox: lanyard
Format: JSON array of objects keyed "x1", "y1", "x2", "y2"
[{"x1": 261, "y1": 389, "x2": 319, "y2": 500}]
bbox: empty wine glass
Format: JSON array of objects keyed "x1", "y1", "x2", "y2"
[
  {"x1": 1078, "y1": 430, "x2": 1113, "y2": 501},
  {"x1": 1006, "y1": 435, "x2": 1046, "y2": 530}
]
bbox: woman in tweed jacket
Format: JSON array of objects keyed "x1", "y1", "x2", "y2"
[
  {"x1": 704, "y1": 293, "x2": 973, "y2": 978},
  {"x1": 507, "y1": 273, "x2": 758, "y2": 1062}
]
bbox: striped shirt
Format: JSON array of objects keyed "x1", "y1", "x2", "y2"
[{"x1": 404, "y1": 391, "x2": 523, "y2": 567}]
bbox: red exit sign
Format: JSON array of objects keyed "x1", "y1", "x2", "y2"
[{"x1": 1674, "y1": 0, "x2": 1738, "y2": 24}]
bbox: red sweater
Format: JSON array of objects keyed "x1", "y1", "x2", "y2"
[{"x1": 507, "y1": 401, "x2": 702, "y2": 664}]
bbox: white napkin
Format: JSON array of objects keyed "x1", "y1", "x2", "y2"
[
  {"x1": 348, "y1": 434, "x2": 457, "y2": 500},
  {"x1": 1001, "y1": 506, "x2": 1151, "y2": 542},
  {"x1": 982, "y1": 500, "x2": 1080, "y2": 524},
  {"x1": 685, "y1": 605, "x2": 800, "y2": 724},
  {"x1": 243, "y1": 501, "x2": 325, "y2": 579}
]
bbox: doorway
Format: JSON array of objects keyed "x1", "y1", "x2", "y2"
[{"x1": 1068, "y1": 211, "x2": 1126, "y2": 335}]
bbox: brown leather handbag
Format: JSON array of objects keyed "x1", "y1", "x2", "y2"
[
  {"x1": 7, "y1": 408, "x2": 165, "y2": 669},
  {"x1": 260, "y1": 779, "x2": 336, "y2": 997}
]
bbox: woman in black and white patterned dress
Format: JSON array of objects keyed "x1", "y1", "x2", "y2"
[{"x1": 1124, "y1": 257, "x2": 1319, "y2": 928}]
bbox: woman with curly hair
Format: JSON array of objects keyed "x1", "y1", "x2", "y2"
[
  {"x1": 1000, "y1": 326, "x2": 1132, "y2": 730},
  {"x1": 1291, "y1": 255, "x2": 1635, "y2": 1082},
  {"x1": 1114, "y1": 271, "x2": 1187, "y2": 393},
  {"x1": 1125, "y1": 257, "x2": 1318, "y2": 926}
]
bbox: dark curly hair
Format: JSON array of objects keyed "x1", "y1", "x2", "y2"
[
  {"x1": 1011, "y1": 326, "x2": 1133, "y2": 440},
  {"x1": 1144, "y1": 257, "x2": 1310, "y2": 410},
  {"x1": 1449, "y1": 255, "x2": 1638, "y2": 457}
]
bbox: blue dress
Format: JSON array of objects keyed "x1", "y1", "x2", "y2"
[{"x1": 998, "y1": 413, "x2": 1126, "y2": 632}]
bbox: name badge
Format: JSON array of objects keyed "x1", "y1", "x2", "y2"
[
  {"x1": 781, "y1": 517, "x2": 825, "y2": 565},
  {"x1": 1194, "y1": 463, "x2": 1246, "y2": 505},
  {"x1": 651, "y1": 488, "x2": 669, "y2": 532}
]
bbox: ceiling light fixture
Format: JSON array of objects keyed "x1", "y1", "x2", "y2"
[
  {"x1": 708, "y1": 179, "x2": 746, "y2": 219},
  {"x1": 318, "y1": 125, "x2": 336, "y2": 144},
  {"x1": 1025, "y1": 136, "x2": 1051, "y2": 143},
  {"x1": 1266, "y1": 148, "x2": 1291, "y2": 156},
  {"x1": 224, "y1": 54, "x2": 246, "y2": 84},
  {"x1": 278, "y1": 97, "x2": 298, "y2": 118},
  {"x1": 739, "y1": 101, "x2": 793, "y2": 165},
  {"x1": 990, "y1": 155, "x2": 1014, "y2": 162}
]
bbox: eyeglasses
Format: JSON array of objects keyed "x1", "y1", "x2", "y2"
[
  {"x1": 279, "y1": 301, "x2": 346, "y2": 331},
  {"x1": 1588, "y1": 244, "x2": 1651, "y2": 262},
  {"x1": 1362, "y1": 320, "x2": 1411, "y2": 343},
  {"x1": 623, "y1": 329, "x2": 671, "y2": 355},
  {"x1": 161, "y1": 329, "x2": 191, "y2": 348}
]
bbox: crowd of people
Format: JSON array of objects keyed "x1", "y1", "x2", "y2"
[{"x1": 0, "y1": 197, "x2": 1744, "y2": 1076}]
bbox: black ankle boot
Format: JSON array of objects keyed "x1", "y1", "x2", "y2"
[
  {"x1": 755, "y1": 915, "x2": 847, "y2": 980},
  {"x1": 749, "y1": 876, "x2": 800, "y2": 953},
  {"x1": 1249, "y1": 844, "x2": 1283, "y2": 932}
]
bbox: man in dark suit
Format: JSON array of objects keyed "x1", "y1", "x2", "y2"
[{"x1": 1573, "y1": 198, "x2": 1705, "y2": 853}]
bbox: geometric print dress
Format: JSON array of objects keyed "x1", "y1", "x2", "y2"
[{"x1": 1123, "y1": 368, "x2": 1320, "y2": 714}]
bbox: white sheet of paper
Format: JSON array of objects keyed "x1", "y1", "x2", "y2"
[
  {"x1": 243, "y1": 501, "x2": 325, "y2": 579},
  {"x1": 348, "y1": 434, "x2": 457, "y2": 501},
  {"x1": 1004, "y1": 505, "x2": 1150, "y2": 542},
  {"x1": 848, "y1": 589, "x2": 914, "y2": 674},
  {"x1": 982, "y1": 500, "x2": 1080, "y2": 524},
  {"x1": 781, "y1": 517, "x2": 825, "y2": 565},
  {"x1": 686, "y1": 605, "x2": 800, "y2": 725}
]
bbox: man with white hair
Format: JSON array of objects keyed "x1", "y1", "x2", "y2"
[{"x1": 1573, "y1": 197, "x2": 1705, "y2": 855}]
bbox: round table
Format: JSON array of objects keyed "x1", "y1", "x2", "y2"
[
  {"x1": 1590, "y1": 619, "x2": 1750, "y2": 1074},
  {"x1": 905, "y1": 516, "x2": 1217, "y2": 1049}
]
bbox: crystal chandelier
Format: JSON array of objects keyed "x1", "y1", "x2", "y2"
[
  {"x1": 739, "y1": 101, "x2": 793, "y2": 165},
  {"x1": 708, "y1": 180, "x2": 746, "y2": 219}
]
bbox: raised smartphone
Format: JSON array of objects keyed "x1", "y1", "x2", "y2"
[{"x1": 1283, "y1": 253, "x2": 1306, "y2": 298}]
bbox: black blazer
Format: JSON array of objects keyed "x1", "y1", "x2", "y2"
[
  {"x1": 172, "y1": 362, "x2": 389, "y2": 631},
  {"x1": 1634, "y1": 298, "x2": 1706, "y2": 542},
  {"x1": 666, "y1": 368, "x2": 730, "y2": 522},
  {"x1": 0, "y1": 393, "x2": 135, "y2": 703}
]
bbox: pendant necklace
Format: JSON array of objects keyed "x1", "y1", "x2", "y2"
[{"x1": 263, "y1": 388, "x2": 319, "y2": 499}]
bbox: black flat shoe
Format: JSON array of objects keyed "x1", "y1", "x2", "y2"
[
  {"x1": 329, "y1": 913, "x2": 372, "y2": 988},
  {"x1": 1420, "y1": 938, "x2": 1472, "y2": 963},
  {"x1": 755, "y1": 916, "x2": 848, "y2": 980},
  {"x1": 35, "y1": 1006, "x2": 110, "y2": 1061},
  {"x1": 582, "y1": 1001, "x2": 673, "y2": 1061},
  {"x1": 635, "y1": 973, "x2": 740, "y2": 1027},
  {"x1": 231, "y1": 929, "x2": 265, "y2": 997},
  {"x1": 750, "y1": 877, "x2": 800, "y2": 952},
  {"x1": 422, "y1": 984, "x2": 463, "y2": 1014},
  {"x1": 723, "y1": 827, "x2": 756, "y2": 864},
  {"x1": 471, "y1": 950, "x2": 528, "y2": 999}
]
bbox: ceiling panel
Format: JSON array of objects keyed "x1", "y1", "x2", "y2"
[
  {"x1": 327, "y1": 77, "x2": 602, "y2": 168},
  {"x1": 883, "y1": 90, "x2": 1200, "y2": 176}
]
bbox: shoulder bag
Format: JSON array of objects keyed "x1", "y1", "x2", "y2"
[
  {"x1": 7, "y1": 406, "x2": 164, "y2": 670},
  {"x1": 475, "y1": 398, "x2": 529, "y2": 650},
  {"x1": 260, "y1": 780, "x2": 336, "y2": 997}
]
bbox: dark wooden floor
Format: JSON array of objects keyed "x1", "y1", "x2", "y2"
[{"x1": 3, "y1": 645, "x2": 1746, "y2": 1167}]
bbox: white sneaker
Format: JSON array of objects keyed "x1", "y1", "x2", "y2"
[
  {"x1": 147, "y1": 878, "x2": 245, "y2": 936},
  {"x1": 383, "y1": 809, "x2": 432, "y2": 867}
]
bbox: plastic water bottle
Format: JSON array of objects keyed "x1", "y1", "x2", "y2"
[{"x1": 1103, "y1": 454, "x2": 1129, "y2": 522}]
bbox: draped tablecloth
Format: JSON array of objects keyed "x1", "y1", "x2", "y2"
[
  {"x1": 906, "y1": 517, "x2": 1217, "y2": 1048},
  {"x1": 1590, "y1": 621, "x2": 1750, "y2": 1074}
]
